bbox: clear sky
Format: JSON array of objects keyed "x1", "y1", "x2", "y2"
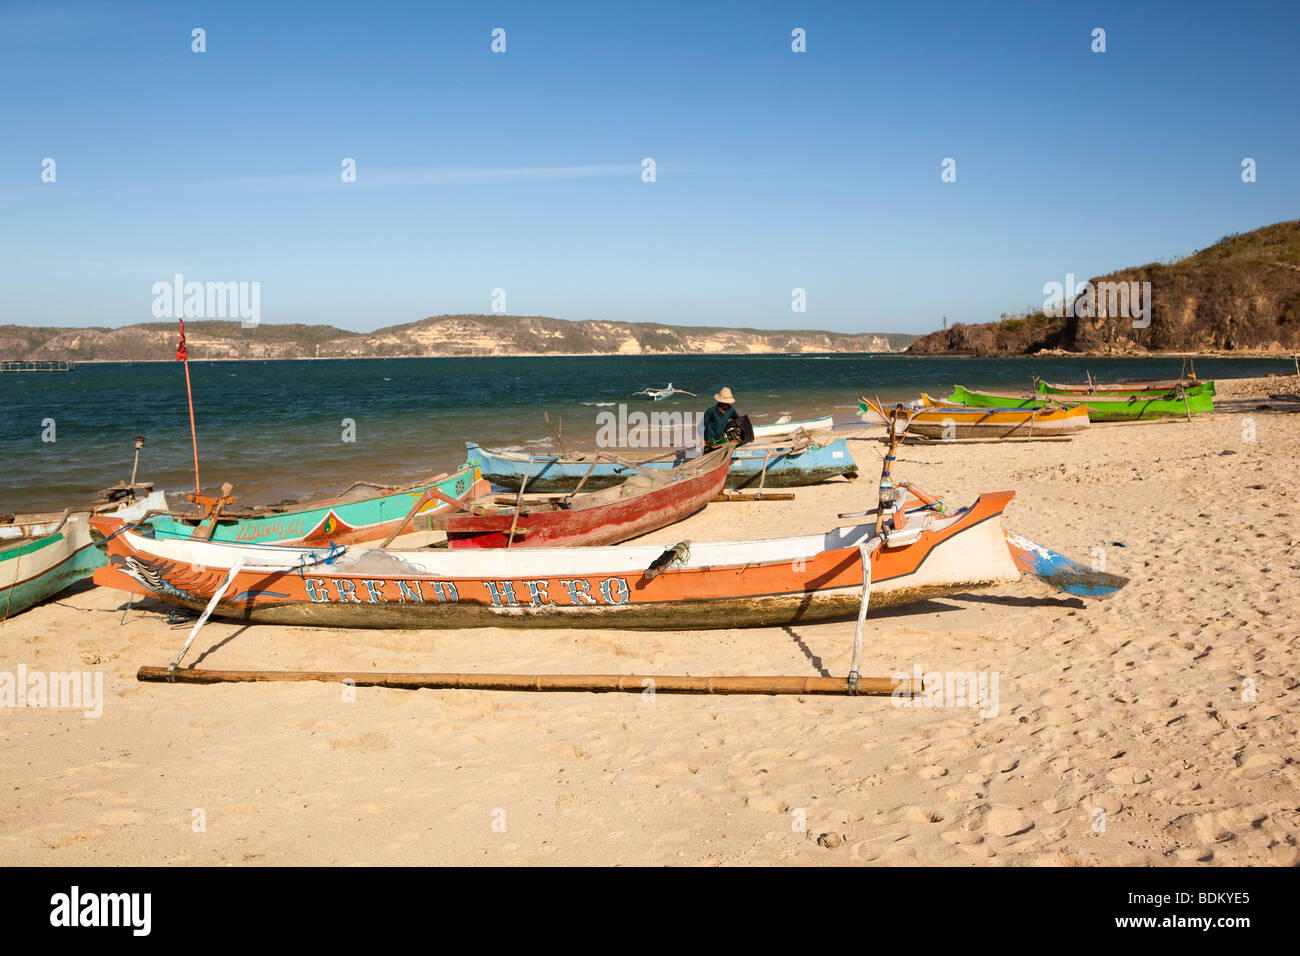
[{"x1": 2, "y1": 0, "x2": 1297, "y2": 334}]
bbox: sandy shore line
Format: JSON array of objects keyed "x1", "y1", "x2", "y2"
[{"x1": 1, "y1": 376, "x2": 1297, "y2": 866}]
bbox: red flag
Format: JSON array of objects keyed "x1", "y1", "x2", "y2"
[{"x1": 176, "y1": 319, "x2": 188, "y2": 361}]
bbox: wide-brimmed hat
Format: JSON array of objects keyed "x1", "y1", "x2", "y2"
[{"x1": 714, "y1": 387, "x2": 735, "y2": 404}]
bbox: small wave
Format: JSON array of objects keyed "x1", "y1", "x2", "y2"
[{"x1": 581, "y1": 401, "x2": 616, "y2": 406}]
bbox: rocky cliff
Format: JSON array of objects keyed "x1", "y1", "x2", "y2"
[{"x1": 908, "y1": 220, "x2": 1300, "y2": 355}]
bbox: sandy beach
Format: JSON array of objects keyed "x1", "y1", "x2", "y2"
[{"x1": 2, "y1": 374, "x2": 1297, "y2": 867}]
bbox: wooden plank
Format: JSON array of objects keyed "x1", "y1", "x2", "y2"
[{"x1": 710, "y1": 492, "x2": 795, "y2": 502}]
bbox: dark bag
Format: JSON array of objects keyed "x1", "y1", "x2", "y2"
[{"x1": 724, "y1": 414, "x2": 754, "y2": 445}]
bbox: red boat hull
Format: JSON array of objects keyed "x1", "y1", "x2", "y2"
[{"x1": 445, "y1": 447, "x2": 732, "y2": 548}]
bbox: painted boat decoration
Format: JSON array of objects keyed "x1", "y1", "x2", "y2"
[
  {"x1": 444, "y1": 446, "x2": 733, "y2": 549},
  {"x1": 465, "y1": 439, "x2": 857, "y2": 492},
  {"x1": 145, "y1": 463, "x2": 485, "y2": 546},
  {"x1": 946, "y1": 384, "x2": 1214, "y2": 422},
  {"x1": 860, "y1": 394, "x2": 1091, "y2": 438},
  {"x1": 89, "y1": 489, "x2": 1125, "y2": 630},
  {"x1": 1035, "y1": 379, "x2": 1215, "y2": 397},
  {"x1": 1, "y1": 490, "x2": 168, "y2": 620},
  {"x1": 751, "y1": 414, "x2": 834, "y2": 440}
]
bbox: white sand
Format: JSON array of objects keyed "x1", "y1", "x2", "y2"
[{"x1": 1, "y1": 376, "x2": 1297, "y2": 865}]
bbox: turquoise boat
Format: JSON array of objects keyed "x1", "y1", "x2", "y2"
[
  {"x1": 145, "y1": 462, "x2": 482, "y2": 545},
  {"x1": 1, "y1": 491, "x2": 169, "y2": 620},
  {"x1": 465, "y1": 440, "x2": 858, "y2": 492}
]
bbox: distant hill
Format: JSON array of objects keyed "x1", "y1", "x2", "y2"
[
  {"x1": 908, "y1": 220, "x2": 1300, "y2": 355},
  {"x1": 0, "y1": 316, "x2": 916, "y2": 361}
]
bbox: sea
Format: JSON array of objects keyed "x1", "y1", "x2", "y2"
[{"x1": 1, "y1": 354, "x2": 1292, "y2": 513}]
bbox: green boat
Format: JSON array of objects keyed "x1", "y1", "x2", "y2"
[
  {"x1": 145, "y1": 462, "x2": 482, "y2": 546},
  {"x1": 946, "y1": 384, "x2": 1214, "y2": 422},
  {"x1": 1034, "y1": 379, "x2": 1215, "y2": 398}
]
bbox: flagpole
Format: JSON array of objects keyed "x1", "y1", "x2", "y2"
[{"x1": 177, "y1": 319, "x2": 201, "y2": 495}]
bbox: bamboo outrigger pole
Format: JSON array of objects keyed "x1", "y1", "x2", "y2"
[{"x1": 137, "y1": 666, "x2": 918, "y2": 696}]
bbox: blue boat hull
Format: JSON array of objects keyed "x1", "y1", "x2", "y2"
[{"x1": 465, "y1": 440, "x2": 858, "y2": 491}]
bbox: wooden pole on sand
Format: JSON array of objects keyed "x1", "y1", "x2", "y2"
[{"x1": 137, "y1": 666, "x2": 919, "y2": 697}]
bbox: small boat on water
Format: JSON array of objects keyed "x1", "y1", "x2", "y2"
[
  {"x1": 1035, "y1": 379, "x2": 1215, "y2": 397},
  {"x1": 947, "y1": 384, "x2": 1214, "y2": 422},
  {"x1": 145, "y1": 462, "x2": 485, "y2": 546},
  {"x1": 750, "y1": 414, "x2": 834, "y2": 440},
  {"x1": 466, "y1": 438, "x2": 858, "y2": 491},
  {"x1": 443, "y1": 446, "x2": 733, "y2": 549},
  {"x1": 89, "y1": 487, "x2": 1126, "y2": 630},
  {"x1": 1, "y1": 490, "x2": 168, "y2": 620},
  {"x1": 632, "y1": 383, "x2": 697, "y2": 401},
  {"x1": 859, "y1": 395, "x2": 1090, "y2": 439}
]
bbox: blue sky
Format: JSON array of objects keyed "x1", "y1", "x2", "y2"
[{"x1": 1, "y1": 0, "x2": 1297, "y2": 334}]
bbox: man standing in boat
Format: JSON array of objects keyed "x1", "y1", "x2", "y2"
[{"x1": 702, "y1": 387, "x2": 741, "y2": 450}]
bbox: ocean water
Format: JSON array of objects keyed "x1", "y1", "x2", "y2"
[{"x1": 0, "y1": 353, "x2": 1291, "y2": 512}]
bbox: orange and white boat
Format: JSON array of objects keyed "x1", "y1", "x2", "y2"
[
  {"x1": 860, "y1": 394, "x2": 1090, "y2": 439},
  {"x1": 88, "y1": 485, "x2": 1124, "y2": 630}
]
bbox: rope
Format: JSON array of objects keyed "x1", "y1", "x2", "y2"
[{"x1": 847, "y1": 538, "x2": 881, "y2": 694}]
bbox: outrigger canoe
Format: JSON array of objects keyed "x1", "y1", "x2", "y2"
[
  {"x1": 145, "y1": 462, "x2": 485, "y2": 546},
  {"x1": 1035, "y1": 379, "x2": 1215, "y2": 397},
  {"x1": 859, "y1": 395, "x2": 1090, "y2": 438},
  {"x1": 1, "y1": 490, "x2": 168, "y2": 620},
  {"x1": 946, "y1": 384, "x2": 1214, "y2": 422},
  {"x1": 1029, "y1": 379, "x2": 1211, "y2": 398},
  {"x1": 751, "y1": 414, "x2": 834, "y2": 440},
  {"x1": 89, "y1": 487, "x2": 1125, "y2": 630},
  {"x1": 465, "y1": 439, "x2": 857, "y2": 492},
  {"x1": 444, "y1": 446, "x2": 733, "y2": 549}
]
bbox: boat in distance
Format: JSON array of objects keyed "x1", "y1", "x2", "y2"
[
  {"x1": 946, "y1": 384, "x2": 1214, "y2": 422},
  {"x1": 867, "y1": 394, "x2": 1092, "y2": 438},
  {"x1": 1035, "y1": 379, "x2": 1215, "y2": 397}
]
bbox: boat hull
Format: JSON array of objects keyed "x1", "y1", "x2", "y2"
[
  {"x1": 90, "y1": 492, "x2": 1019, "y2": 630},
  {"x1": 862, "y1": 396, "x2": 1090, "y2": 438},
  {"x1": 1, "y1": 491, "x2": 171, "y2": 619},
  {"x1": 948, "y1": 385, "x2": 1214, "y2": 421},
  {"x1": 1036, "y1": 380, "x2": 1215, "y2": 397},
  {"x1": 445, "y1": 447, "x2": 732, "y2": 548},
  {"x1": 146, "y1": 463, "x2": 484, "y2": 545},
  {"x1": 751, "y1": 415, "x2": 834, "y2": 440},
  {"x1": 466, "y1": 440, "x2": 857, "y2": 492}
]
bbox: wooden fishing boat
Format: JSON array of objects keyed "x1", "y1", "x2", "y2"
[
  {"x1": 751, "y1": 414, "x2": 834, "y2": 440},
  {"x1": 144, "y1": 463, "x2": 485, "y2": 546},
  {"x1": 1035, "y1": 379, "x2": 1215, "y2": 397},
  {"x1": 443, "y1": 446, "x2": 733, "y2": 548},
  {"x1": 89, "y1": 486, "x2": 1125, "y2": 630},
  {"x1": 632, "y1": 383, "x2": 697, "y2": 401},
  {"x1": 946, "y1": 384, "x2": 1214, "y2": 422},
  {"x1": 465, "y1": 439, "x2": 857, "y2": 492},
  {"x1": 1, "y1": 490, "x2": 168, "y2": 620},
  {"x1": 859, "y1": 395, "x2": 1090, "y2": 438}
]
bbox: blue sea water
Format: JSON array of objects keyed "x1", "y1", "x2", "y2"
[{"x1": 0, "y1": 354, "x2": 1291, "y2": 512}]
